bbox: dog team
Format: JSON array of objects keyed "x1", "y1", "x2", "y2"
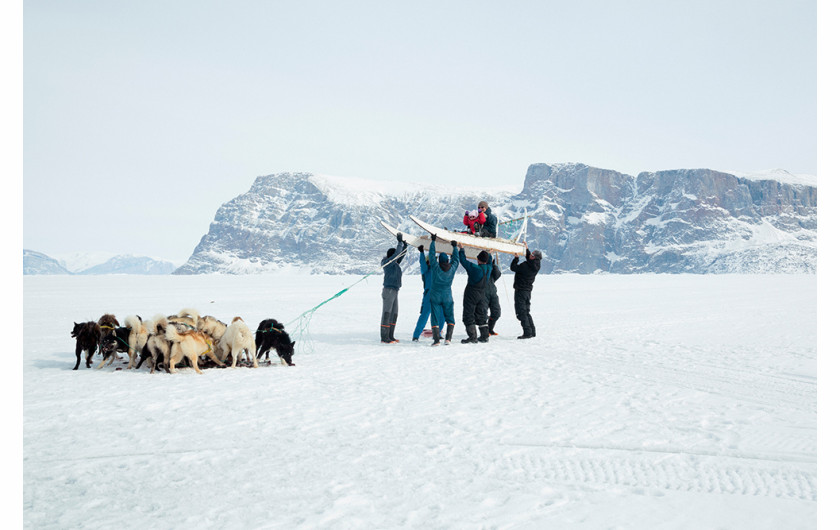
[{"x1": 71, "y1": 310, "x2": 295, "y2": 373}]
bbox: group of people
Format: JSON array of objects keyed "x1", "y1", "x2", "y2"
[{"x1": 379, "y1": 202, "x2": 541, "y2": 346}]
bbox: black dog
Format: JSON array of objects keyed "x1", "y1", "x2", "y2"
[
  {"x1": 99, "y1": 326, "x2": 131, "y2": 368},
  {"x1": 255, "y1": 319, "x2": 295, "y2": 366},
  {"x1": 71, "y1": 321, "x2": 101, "y2": 370}
]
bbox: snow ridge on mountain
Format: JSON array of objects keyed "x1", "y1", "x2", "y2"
[
  {"x1": 23, "y1": 251, "x2": 178, "y2": 275},
  {"x1": 174, "y1": 163, "x2": 817, "y2": 275}
]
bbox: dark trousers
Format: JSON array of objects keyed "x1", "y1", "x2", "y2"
[
  {"x1": 381, "y1": 287, "x2": 399, "y2": 341},
  {"x1": 463, "y1": 285, "x2": 488, "y2": 327},
  {"x1": 487, "y1": 293, "x2": 501, "y2": 322},
  {"x1": 514, "y1": 289, "x2": 534, "y2": 334}
]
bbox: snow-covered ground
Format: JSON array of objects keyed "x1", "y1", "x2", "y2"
[{"x1": 22, "y1": 272, "x2": 816, "y2": 529}]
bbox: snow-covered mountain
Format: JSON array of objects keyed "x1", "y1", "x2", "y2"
[
  {"x1": 174, "y1": 163, "x2": 817, "y2": 275},
  {"x1": 22, "y1": 249, "x2": 72, "y2": 275},
  {"x1": 54, "y1": 251, "x2": 125, "y2": 273},
  {"x1": 23, "y1": 251, "x2": 178, "y2": 275},
  {"x1": 77, "y1": 255, "x2": 178, "y2": 275}
]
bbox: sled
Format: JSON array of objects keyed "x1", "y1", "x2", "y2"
[
  {"x1": 380, "y1": 221, "x2": 484, "y2": 260},
  {"x1": 409, "y1": 215, "x2": 528, "y2": 257}
]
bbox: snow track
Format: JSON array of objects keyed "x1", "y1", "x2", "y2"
[
  {"x1": 23, "y1": 273, "x2": 815, "y2": 529},
  {"x1": 498, "y1": 449, "x2": 815, "y2": 499}
]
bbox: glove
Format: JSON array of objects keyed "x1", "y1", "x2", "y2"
[
  {"x1": 452, "y1": 241, "x2": 458, "y2": 250},
  {"x1": 418, "y1": 245, "x2": 424, "y2": 253},
  {"x1": 397, "y1": 232, "x2": 403, "y2": 242},
  {"x1": 465, "y1": 210, "x2": 469, "y2": 216},
  {"x1": 431, "y1": 233, "x2": 437, "y2": 242}
]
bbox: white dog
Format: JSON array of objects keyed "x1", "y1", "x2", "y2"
[
  {"x1": 136, "y1": 315, "x2": 173, "y2": 373},
  {"x1": 124, "y1": 315, "x2": 150, "y2": 369},
  {"x1": 216, "y1": 317, "x2": 258, "y2": 368}
]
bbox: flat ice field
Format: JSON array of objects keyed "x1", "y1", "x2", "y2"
[{"x1": 23, "y1": 273, "x2": 816, "y2": 529}]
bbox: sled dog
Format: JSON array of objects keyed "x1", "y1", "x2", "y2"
[
  {"x1": 167, "y1": 308, "x2": 200, "y2": 329},
  {"x1": 71, "y1": 321, "x2": 101, "y2": 370},
  {"x1": 98, "y1": 325, "x2": 131, "y2": 369},
  {"x1": 255, "y1": 319, "x2": 296, "y2": 366},
  {"x1": 217, "y1": 317, "x2": 258, "y2": 368},
  {"x1": 136, "y1": 315, "x2": 171, "y2": 373},
  {"x1": 197, "y1": 315, "x2": 227, "y2": 343},
  {"x1": 123, "y1": 315, "x2": 150, "y2": 369},
  {"x1": 165, "y1": 323, "x2": 225, "y2": 374}
]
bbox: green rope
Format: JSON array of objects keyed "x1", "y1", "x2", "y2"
[
  {"x1": 256, "y1": 325, "x2": 284, "y2": 333},
  {"x1": 115, "y1": 335, "x2": 136, "y2": 353},
  {"x1": 286, "y1": 246, "x2": 409, "y2": 354}
]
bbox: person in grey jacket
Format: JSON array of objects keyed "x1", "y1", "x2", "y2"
[{"x1": 380, "y1": 233, "x2": 407, "y2": 343}]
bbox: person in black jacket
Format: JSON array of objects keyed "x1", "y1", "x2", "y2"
[
  {"x1": 457, "y1": 244, "x2": 493, "y2": 343},
  {"x1": 380, "y1": 233, "x2": 407, "y2": 343},
  {"x1": 510, "y1": 247, "x2": 542, "y2": 339}
]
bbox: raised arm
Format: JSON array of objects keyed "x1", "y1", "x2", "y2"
[
  {"x1": 418, "y1": 245, "x2": 428, "y2": 275},
  {"x1": 394, "y1": 233, "x2": 407, "y2": 264},
  {"x1": 450, "y1": 241, "x2": 460, "y2": 273}
]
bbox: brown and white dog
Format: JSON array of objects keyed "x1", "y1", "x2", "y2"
[
  {"x1": 197, "y1": 315, "x2": 227, "y2": 344},
  {"x1": 167, "y1": 308, "x2": 200, "y2": 328},
  {"x1": 165, "y1": 323, "x2": 225, "y2": 374}
]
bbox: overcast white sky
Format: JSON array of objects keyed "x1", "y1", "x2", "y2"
[{"x1": 21, "y1": 0, "x2": 818, "y2": 264}]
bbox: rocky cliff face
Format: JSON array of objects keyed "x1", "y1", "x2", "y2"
[{"x1": 174, "y1": 164, "x2": 816, "y2": 275}]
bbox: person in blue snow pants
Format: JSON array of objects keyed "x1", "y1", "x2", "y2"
[
  {"x1": 427, "y1": 236, "x2": 460, "y2": 346},
  {"x1": 412, "y1": 245, "x2": 444, "y2": 341}
]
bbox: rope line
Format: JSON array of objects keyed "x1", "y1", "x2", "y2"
[{"x1": 286, "y1": 245, "x2": 409, "y2": 353}]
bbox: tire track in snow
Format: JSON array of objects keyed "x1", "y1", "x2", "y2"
[{"x1": 498, "y1": 448, "x2": 816, "y2": 501}]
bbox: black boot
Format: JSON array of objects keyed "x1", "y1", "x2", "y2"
[
  {"x1": 445, "y1": 323, "x2": 454, "y2": 345},
  {"x1": 528, "y1": 315, "x2": 536, "y2": 338},
  {"x1": 488, "y1": 318, "x2": 498, "y2": 336},
  {"x1": 431, "y1": 327, "x2": 441, "y2": 346},
  {"x1": 461, "y1": 325, "x2": 478, "y2": 344},
  {"x1": 478, "y1": 325, "x2": 490, "y2": 343},
  {"x1": 388, "y1": 314, "x2": 399, "y2": 343},
  {"x1": 517, "y1": 320, "x2": 533, "y2": 339}
]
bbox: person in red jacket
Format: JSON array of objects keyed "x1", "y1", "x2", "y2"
[{"x1": 462, "y1": 209, "x2": 486, "y2": 234}]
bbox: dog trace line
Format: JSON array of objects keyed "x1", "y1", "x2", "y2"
[{"x1": 286, "y1": 246, "x2": 410, "y2": 353}]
